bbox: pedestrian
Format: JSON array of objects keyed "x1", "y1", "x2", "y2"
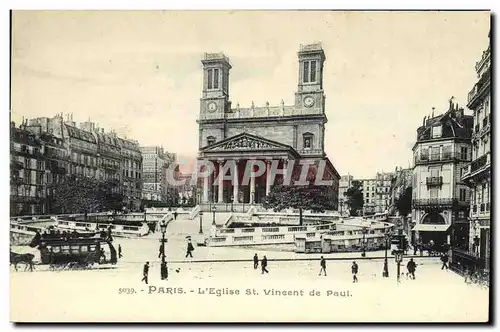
[
  {"x1": 407, "y1": 258, "x2": 416, "y2": 279},
  {"x1": 160, "y1": 261, "x2": 168, "y2": 280},
  {"x1": 441, "y1": 253, "x2": 449, "y2": 270},
  {"x1": 118, "y1": 244, "x2": 123, "y2": 259},
  {"x1": 186, "y1": 239, "x2": 194, "y2": 258},
  {"x1": 413, "y1": 243, "x2": 418, "y2": 256},
  {"x1": 158, "y1": 243, "x2": 164, "y2": 259},
  {"x1": 173, "y1": 211, "x2": 178, "y2": 220},
  {"x1": 351, "y1": 261, "x2": 359, "y2": 283},
  {"x1": 253, "y1": 253, "x2": 259, "y2": 269},
  {"x1": 107, "y1": 225, "x2": 113, "y2": 242},
  {"x1": 419, "y1": 244, "x2": 423, "y2": 257},
  {"x1": 319, "y1": 256, "x2": 327, "y2": 276},
  {"x1": 261, "y1": 255, "x2": 269, "y2": 274},
  {"x1": 141, "y1": 261, "x2": 150, "y2": 284}
]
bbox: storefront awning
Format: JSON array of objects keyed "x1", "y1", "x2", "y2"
[{"x1": 412, "y1": 224, "x2": 451, "y2": 232}]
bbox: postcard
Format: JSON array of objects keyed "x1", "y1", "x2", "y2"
[{"x1": 9, "y1": 10, "x2": 491, "y2": 323}]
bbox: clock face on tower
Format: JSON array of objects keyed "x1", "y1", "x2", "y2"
[
  {"x1": 207, "y1": 102, "x2": 218, "y2": 112},
  {"x1": 303, "y1": 96, "x2": 315, "y2": 108}
]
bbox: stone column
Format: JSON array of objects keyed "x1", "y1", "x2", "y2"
[
  {"x1": 266, "y1": 160, "x2": 272, "y2": 196},
  {"x1": 218, "y1": 160, "x2": 224, "y2": 203},
  {"x1": 233, "y1": 159, "x2": 239, "y2": 203},
  {"x1": 250, "y1": 162, "x2": 256, "y2": 204},
  {"x1": 203, "y1": 167, "x2": 209, "y2": 203},
  {"x1": 282, "y1": 158, "x2": 288, "y2": 183}
]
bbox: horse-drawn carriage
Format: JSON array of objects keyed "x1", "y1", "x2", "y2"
[
  {"x1": 38, "y1": 234, "x2": 117, "y2": 271},
  {"x1": 11, "y1": 230, "x2": 117, "y2": 272}
]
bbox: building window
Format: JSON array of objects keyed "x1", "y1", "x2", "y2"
[
  {"x1": 366, "y1": 193, "x2": 369, "y2": 197},
  {"x1": 429, "y1": 188, "x2": 439, "y2": 199},
  {"x1": 207, "y1": 68, "x2": 219, "y2": 90},
  {"x1": 429, "y1": 166, "x2": 440, "y2": 178},
  {"x1": 460, "y1": 146, "x2": 468, "y2": 160},
  {"x1": 303, "y1": 133, "x2": 314, "y2": 149},
  {"x1": 421, "y1": 147, "x2": 429, "y2": 160},
  {"x1": 481, "y1": 183, "x2": 486, "y2": 204},
  {"x1": 303, "y1": 60, "x2": 317, "y2": 83},
  {"x1": 366, "y1": 199, "x2": 369, "y2": 203},
  {"x1": 207, "y1": 136, "x2": 216, "y2": 146},
  {"x1": 459, "y1": 188, "x2": 467, "y2": 202},
  {"x1": 432, "y1": 125, "x2": 442, "y2": 138}
]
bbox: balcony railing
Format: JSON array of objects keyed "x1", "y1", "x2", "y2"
[
  {"x1": 426, "y1": 176, "x2": 443, "y2": 186},
  {"x1": 467, "y1": 69, "x2": 490, "y2": 107},
  {"x1": 471, "y1": 154, "x2": 488, "y2": 173},
  {"x1": 414, "y1": 152, "x2": 470, "y2": 165},
  {"x1": 412, "y1": 198, "x2": 454, "y2": 207},
  {"x1": 101, "y1": 163, "x2": 120, "y2": 170}
]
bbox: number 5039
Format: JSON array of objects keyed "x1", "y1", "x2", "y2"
[{"x1": 118, "y1": 288, "x2": 136, "y2": 294}]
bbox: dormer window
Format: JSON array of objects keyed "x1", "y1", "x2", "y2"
[
  {"x1": 432, "y1": 125, "x2": 442, "y2": 138},
  {"x1": 303, "y1": 132, "x2": 314, "y2": 149},
  {"x1": 207, "y1": 136, "x2": 216, "y2": 146}
]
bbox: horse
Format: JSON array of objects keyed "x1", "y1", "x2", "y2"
[{"x1": 10, "y1": 251, "x2": 35, "y2": 272}]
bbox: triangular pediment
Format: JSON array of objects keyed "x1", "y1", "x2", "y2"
[{"x1": 201, "y1": 132, "x2": 292, "y2": 152}]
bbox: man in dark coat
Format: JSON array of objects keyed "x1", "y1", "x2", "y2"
[
  {"x1": 441, "y1": 253, "x2": 449, "y2": 270},
  {"x1": 186, "y1": 240, "x2": 194, "y2": 258},
  {"x1": 253, "y1": 253, "x2": 259, "y2": 269},
  {"x1": 261, "y1": 255, "x2": 269, "y2": 274},
  {"x1": 160, "y1": 261, "x2": 168, "y2": 280},
  {"x1": 351, "y1": 261, "x2": 359, "y2": 283},
  {"x1": 141, "y1": 261, "x2": 150, "y2": 284},
  {"x1": 173, "y1": 211, "x2": 178, "y2": 220},
  {"x1": 407, "y1": 258, "x2": 417, "y2": 279},
  {"x1": 118, "y1": 244, "x2": 123, "y2": 259},
  {"x1": 319, "y1": 256, "x2": 327, "y2": 276}
]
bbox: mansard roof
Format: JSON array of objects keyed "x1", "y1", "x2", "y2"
[{"x1": 64, "y1": 124, "x2": 97, "y2": 143}]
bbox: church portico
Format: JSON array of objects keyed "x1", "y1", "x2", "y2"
[{"x1": 198, "y1": 133, "x2": 298, "y2": 206}]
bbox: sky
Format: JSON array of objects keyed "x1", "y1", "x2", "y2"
[{"x1": 10, "y1": 10, "x2": 490, "y2": 178}]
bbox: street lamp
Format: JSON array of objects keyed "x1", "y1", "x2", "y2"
[
  {"x1": 394, "y1": 249, "x2": 404, "y2": 283},
  {"x1": 383, "y1": 230, "x2": 392, "y2": 277},
  {"x1": 361, "y1": 227, "x2": 368, "y2": 257},
  {"x1": 159, "y1": 220, "x2": 167, "y2": 263},
  {"x1": 199, "y1": 211, "x2": 204, "y2": 234},
  {"x1": 212, "y1": 205, "x2": 217, "y2": 226}
]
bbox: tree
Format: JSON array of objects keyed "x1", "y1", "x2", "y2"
[
  {"x1": 262, "y1": 184, "x2": 334, "y2": 226},
  {"x1": 345, "y1": 180, "x2": 364, "y2": 217},
  {"x1": 395, "y1": 186, "x2": 412, "y2": 217},
  {"x1": 51, "y1": 175, "x2": 124, "y2": 217}
]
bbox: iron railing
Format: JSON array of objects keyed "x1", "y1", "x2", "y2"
[{"x1": 426, "y1": 176, "x2": 443, "y2": 186}]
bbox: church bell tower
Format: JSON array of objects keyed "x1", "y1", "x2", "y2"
[
  {"x1": 200, "y1": 53, "x2": 232, "y2": 118},
  {"x1": 295, "y1": 43, "x2": 326, "y2": 111}
]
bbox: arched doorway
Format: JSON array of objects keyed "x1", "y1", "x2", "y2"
[{"x1": 419, "y1": 212, "x2": 448, "y2": 246}]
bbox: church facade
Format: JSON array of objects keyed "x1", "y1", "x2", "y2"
[{"x1": 196, "y1": 43, "x2": 340, "y2": 211}]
